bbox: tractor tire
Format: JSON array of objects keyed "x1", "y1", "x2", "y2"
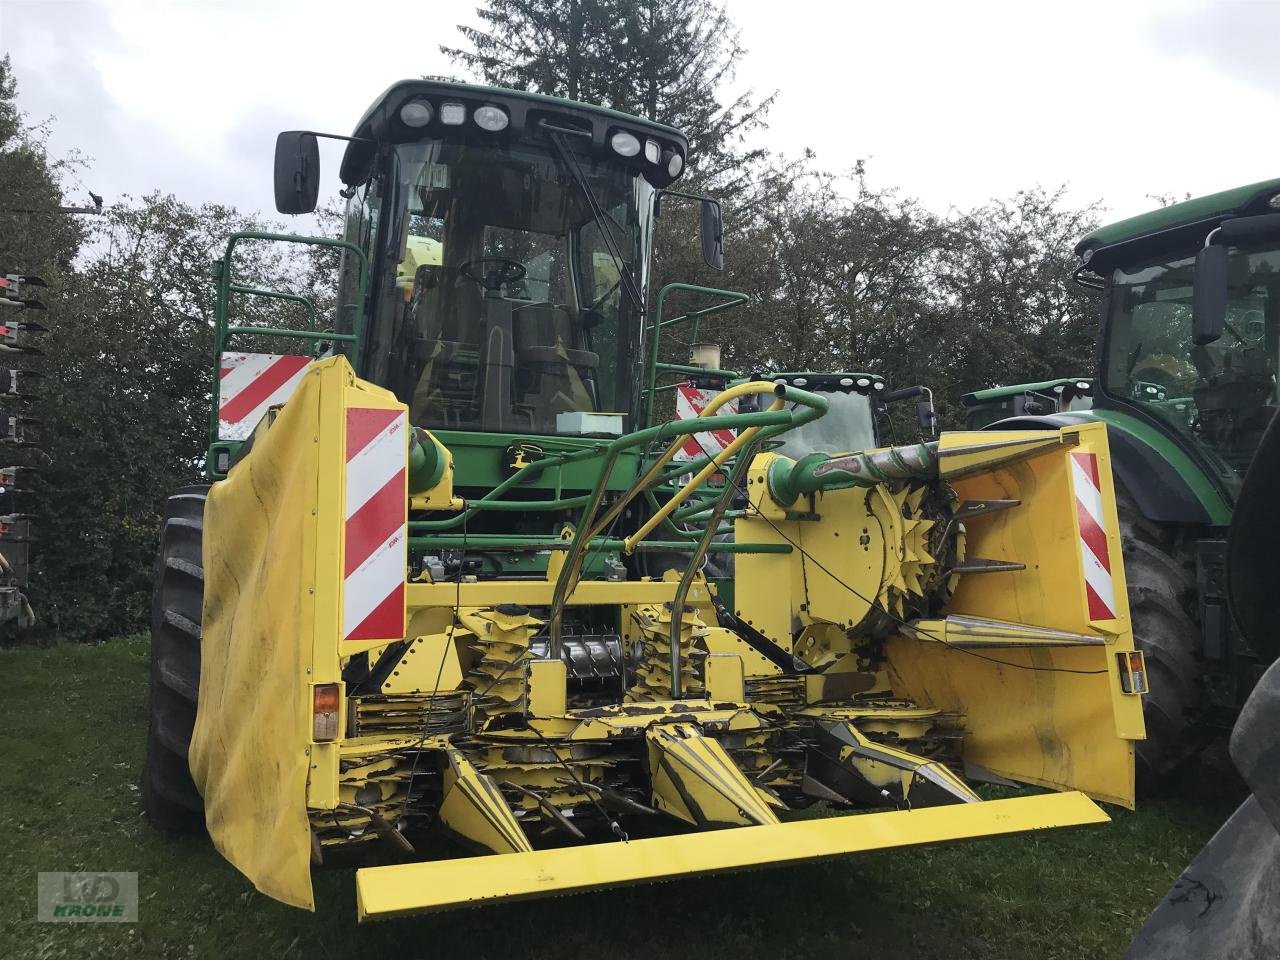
[
  {"x1": 1116, "y1": 488, "x2": 1207, "y2": 789},
  {"x1": 142, "y1": 485, "x2": 209, "y2": 833}
]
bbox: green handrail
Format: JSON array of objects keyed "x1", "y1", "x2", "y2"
[
  {"x1": 409, "y1": 409, "x2": 790, "y2": 534},
  {"x1": 643, "y1": 283, "x2": 748, "y2": 427},
  {"x1": 208, "y1": 231, "x2": 369, "y2": 452},
  {"x1": 228, "y1": 285, "x2": 318, "y2": 328}
]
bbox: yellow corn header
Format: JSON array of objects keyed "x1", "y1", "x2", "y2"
[{"x1": 184, "y1": 357, "x2": 1143, "y2": 920}]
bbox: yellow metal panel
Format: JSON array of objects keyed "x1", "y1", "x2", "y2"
[
  {"x1": 796, "y1": 485, "x2": 883, "y2": 629},
  {"x1": 376, "y1": 632, "x2": 464, "y2": 695},
  {"x1": 527, "y1": 658, "x2": 567, "y2": 716},
  {"x1": 190, "y1": 357, "x2": 417, "y2": 912},
  {"x1": 704, "y1": 653, "x2": 745, "y2": 701},
  {"x1": 888, "y1": 422, "x2": 1141, "y2": 809},
  {"x1": 703, "y1": 627, "x2": 781, "y2": 677},
  {"x1": 189, "y1": 360, "x2": 344, "y2": 912},
  {"x1": 308, "y1": 364, "x2": 346, "y2": 807},
  {"x1": 404, "y1": 578, "x2": 711, "y2": 610},
  {"x1": 355, "y1": 791, "x2": 1108, "y2": 920},
  {"x1": 732, "y1": 516, "x2": 794, "y2": 646}
]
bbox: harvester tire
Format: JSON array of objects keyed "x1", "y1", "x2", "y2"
[
  {"x1": 143, "y1": 485, "x2": 209, "y2": 833},
  {"x1": 1117, "y1": 489, "x2": 1206, "y2": 789}
]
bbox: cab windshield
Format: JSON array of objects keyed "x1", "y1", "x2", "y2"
[
  {"x1": 348, "y1": 138, "x2": 653, "y2": 434},
  {"x1": 1102, "y1": 248, "x2": 1280, "y2": 485},
  {"x1": 773, "y1": 391, "x2": 877, "y2": 458}
]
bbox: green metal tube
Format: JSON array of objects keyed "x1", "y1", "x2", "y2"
[
  {"x1": 227, "y1": 286, "x2": 317, "y2": 328},
  {"x1": 410, "y1": 404, "x2": 793, "y2": 532},
  {"x1": 209, "y1": 231, "x2": 369, "y2": 458},
  {"x1": 225, "y1": 326, "x2": 357, "y2": 343},
  {"x1": 407, "y1": 429, "x2": 446, "y2": 494},
  {"x1": 407, "y1": 495, "x2": 591, "y2": 520},
  {"x1": 644, "y1": 283, "x2": 749, "y2": 427},
  {"x1": 767, "y1": 441, "x2": 941, "y2": 507},
  {"x1": 652, "y1": 361, "x2": 738, "y2": 378}
]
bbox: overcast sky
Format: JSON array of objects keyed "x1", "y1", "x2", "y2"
[{"x1": 1, "y1": 0, "x2": 1277, "y2": 229}]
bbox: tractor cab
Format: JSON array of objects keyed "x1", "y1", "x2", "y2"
[
  {"x1": 291, "y1": 80, "x2": 712, "y2": 439},
  {"x1": 1078, "y1": 182, "x2": 1280, "y2": 491},
  {"x1": 735, "y1": 372, "x2": 937, "y2": 456},
  {"x1": 960, "y1": 378, "x2": 1094, "y2": 430}
]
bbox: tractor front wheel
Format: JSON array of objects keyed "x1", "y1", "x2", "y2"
[{"x1": 142, "y1": 485, "x2": 209, "y2": 833}]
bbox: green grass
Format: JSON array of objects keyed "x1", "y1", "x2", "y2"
[{"x1": 0, "y1": 637, "x2": 1243, "y2": 960}]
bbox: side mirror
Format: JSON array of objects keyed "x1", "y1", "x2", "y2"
[
  {"x1": 1192, "y1": 213, "x2": 1280, "y2": 346},
  {"x1": 274, "y1": 131, "x2": 320, "y2": 215},
  {"x1": 700, "y1": 198, "x2": 724, "y2": 271},
  {"x1": 1192, "y1": 243, "x2": 1228, "y2": 346},
  {"x1": 882, "y1": 385, "x2": 936, "y2": 438}
]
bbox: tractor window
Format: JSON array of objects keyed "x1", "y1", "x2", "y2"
[
  {"x1": 773, "y1": 391, "x2": 877, "y2": 458},
  {"x1": 353, "y1": 138, "x2": 652, "y2": 436},
  {"x1": 1103, "y1": 248, "x2": 1280, "y2": 480},
  {"x1": 336, "y1": 179, "x2": 381, "y2": 340}
]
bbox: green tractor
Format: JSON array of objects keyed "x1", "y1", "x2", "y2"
[{"x1": 962, "y1": 179, "x2": 1280, "y2": 781}]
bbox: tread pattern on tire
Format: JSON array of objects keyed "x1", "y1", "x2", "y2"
[
  {"x1": 142, "y1": 484, "x2": 209, "y2": 833},
  {"x1": 1116, "y1": 487, "x2": 1206, "y2": 785}
]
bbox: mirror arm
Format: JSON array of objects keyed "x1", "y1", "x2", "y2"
[
  {"x1": 882, "y1": 385, "x2": 937, "y2": 438},
  {"x1": 659, "y1": 188, "x2": 715, "y2": 205},
  {"x1": 294, "y1": 130, "x2": 376, "y2": 146}
]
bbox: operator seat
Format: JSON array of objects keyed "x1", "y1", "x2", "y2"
[
  {"x1": 409, "y1": 268, "x2": 484, "y2": 428},
  {"x1": 511, "y1": 302, "x2": 599, "y2": 427}
]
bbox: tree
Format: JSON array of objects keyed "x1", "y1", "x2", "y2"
[
  {"x1": 27, "y1": 194, "x2": 321, "y2": 640},
  {"x1": 929, "y1": 187, "x2": 1102, "y2": 412},
  {"x1": 0, "y1": 54, "x2": 83, "y2": 285}
]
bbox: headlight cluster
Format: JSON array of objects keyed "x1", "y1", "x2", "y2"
[
  {"x1": 398, "y1": 97, "x2": 510, "y2": 132},
  {"x1": 395, "y1": 92, "x2": 686, "y2": 182},
  {"x1": 610, "y1": 127, "x2": 685, "y2": 181}
]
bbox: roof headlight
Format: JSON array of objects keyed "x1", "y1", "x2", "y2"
[
  {"x1": 473, "y1": 105, "x2": 509, "y2": 132},
  {"x1": 610, "y1": 131, "x2": 641, "y2": 157},
  {"x1": 644, "y1": 139, "x2": 661, "y2": 164},
  {"x1": 667, "y1": 152, "x2": 684, "y2": 177},
  {"x1": 856, "y1": 377, "x2": 871, "y2": 388},
  {"x1": 440, "y1": 102, "x2": 467, "y2": 126},
  {"x1": 399, "y1": 99, "x2": 434, "y2": 128}
]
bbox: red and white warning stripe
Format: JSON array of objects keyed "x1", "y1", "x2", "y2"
[
  {"x1": 674, "y1": 383, "x2": 737, "y2": 461},
  {"x1": 343, "y1": 408, "x2": 408, "y2": 642},
  {"x1": 1071, "y1": 451, "x2": 1118, "y2": 621},
  {"x1": 218, "y1": 352, "x2": 311, "y2": 441}
]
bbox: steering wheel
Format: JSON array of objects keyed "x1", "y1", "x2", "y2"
[{"x1": 460, "y1": 257, "x2": 526, "y2": 293}]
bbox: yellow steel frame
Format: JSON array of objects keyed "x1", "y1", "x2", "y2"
[
  {"x1": 403, "y1": 578, "x2": 714, "y2": 609},
  {"x1": 354, "y1": 791, "x2": 1108, "y2": 920}
]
